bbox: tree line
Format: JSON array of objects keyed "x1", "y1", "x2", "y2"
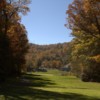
[
  {"x1": 66, "y1": 0, "x2": 100, "y2": 82},
  {"x1": 0, "y1": 0, "x2": 100, "y2": 83},
  {"x1": 0, "y1": 0, "x2": 30, "y2": 79},
  {"x1": 26, "y1": 43, "x2": 70, "y2": 70}
]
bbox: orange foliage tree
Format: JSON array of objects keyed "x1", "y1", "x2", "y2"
[
  {"x1": 66, "y1": 0, "x2": 100, "y2": 38},
  {"x1": 66, "y1": 0, "x2": 100, "y2": 82},
  {"x1": 0, "y1": 0, "x2": 30, "y2": 77}
]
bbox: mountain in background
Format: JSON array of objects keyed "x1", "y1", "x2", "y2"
[{"x1": 26, "y1": 42, "x2": 71, "y2": 69}]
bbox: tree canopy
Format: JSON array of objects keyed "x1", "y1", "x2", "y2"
[
  {"x1": 66, "y1": 0, "x2": 100, "y2": 82},
  {"x1": 66, "y1": 0, "x2": 100, "y2": 38},
  {"x1": 0, "y1": 0, "x2": 30, "y2": 78}
]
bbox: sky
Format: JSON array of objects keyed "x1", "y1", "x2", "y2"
[{"x1": 21, "y1": 0, "x2": 73, "y2": 45}]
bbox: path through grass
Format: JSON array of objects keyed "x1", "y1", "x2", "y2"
[{"x1": 0, "y1": 70, "x2": 100, "y2": 100}]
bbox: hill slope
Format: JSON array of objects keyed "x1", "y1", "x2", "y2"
[{"x1": 26, "y1": 42, "x2": 71, "y2": 69}]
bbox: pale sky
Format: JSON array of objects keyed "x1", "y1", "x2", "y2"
[{"x1": 21, "y1": 0, "x2": 73, "y2": 45}]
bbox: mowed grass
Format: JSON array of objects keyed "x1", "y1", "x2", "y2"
[{"x1": 0, "y1": 70, "x2": 100, "y2": 100}]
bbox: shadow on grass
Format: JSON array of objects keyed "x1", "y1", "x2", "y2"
[{"x1": 0, "y1": 73, "x2": 100, "y2": 100}]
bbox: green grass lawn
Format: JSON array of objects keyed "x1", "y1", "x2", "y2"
[{"x1": 0, "y1": 69, "x2": 100, "y2": 100}]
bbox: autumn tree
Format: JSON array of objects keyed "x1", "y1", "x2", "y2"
[
  {"x1": 66, "y1": 0, "x2": 100, "y2": 38},
  {"x1": 66, "y1": 0, "x2": 100, "y2": 82},
  {"x1": 0, "y1": 0, "x2": 30, "y2": 78}
]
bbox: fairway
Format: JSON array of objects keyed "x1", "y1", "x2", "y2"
[{"x1": 0, "y1": 70, "x2": 100, "y2": 100}]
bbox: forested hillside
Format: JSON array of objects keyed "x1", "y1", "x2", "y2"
[{"x1": 26, "y1": 43, "x2": 71, "y2": 69}]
